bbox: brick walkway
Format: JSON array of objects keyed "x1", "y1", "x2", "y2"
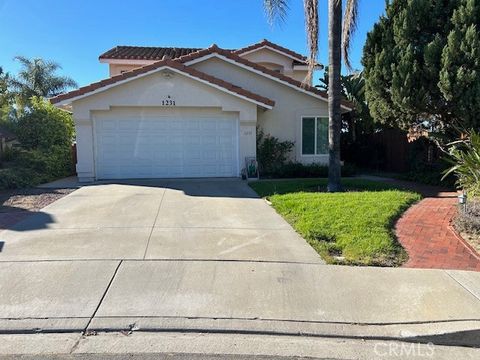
[
  {"x1": 395, "y1": 192, "x2": 480, "y2": 271},
  {"x1": 360, "y1": 175, "x2": 480, "y2": 271}
]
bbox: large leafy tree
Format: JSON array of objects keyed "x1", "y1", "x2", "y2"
[
  {"x1": 363, "y1": 0, "x2": 479, "y2": 138},
  {"x1": 264, "y1": 0, "x2": 359, "y2": 192},
  {"x1": 0, "y1": 67, "x2": 13, "y2": 122},
  {"x1": 439, "y1": 0, "x2": 480, "y2": 130},
  {"x1": 10, "y1": 56, "x2": 77, "y2": 108},
  {"x1": 318, "y1": 68, "x2": 374, "y2": 140}
]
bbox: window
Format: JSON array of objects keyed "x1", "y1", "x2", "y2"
[{"x1": 301, "y1": 117, "x2": 328, "y2": 155}]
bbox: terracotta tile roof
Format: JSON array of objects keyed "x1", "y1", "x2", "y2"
[
  {"x1": 98, "y1": 40, "x2": 309, "y2": 64},
  {"x1": 99, "y1": 46, "x2": 202, "y2": 60},
  {"x1": 50, "y1": 58, "x2": 275, "y2": 108},
  {"x1": 177, "y1": 45, "x2": 353, "y2": 110},
  {"x1": 234, "y1": 39, "x2": 307, "y2": 63}
]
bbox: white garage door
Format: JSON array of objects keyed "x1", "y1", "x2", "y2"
[{"x1": 94, "y1": 114, "x2": 238, "y2": 179}]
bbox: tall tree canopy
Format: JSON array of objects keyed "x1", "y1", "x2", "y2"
[
  {"x1": 10, "y1": 56, "x2": 77, "y2": 108},
  {"x1": 363, "y1": 0, "x2": 479, "y2": 137},
  {"x1": 0, "y1": 67, "x2": 12, "y2": 121},
  {"x1": 439, "y1": 0, "x2": 480, "y2": 129}
]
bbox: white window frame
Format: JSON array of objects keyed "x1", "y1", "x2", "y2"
[{"x1": 301, "y1": 116, "x2": 329, "y2": 155}]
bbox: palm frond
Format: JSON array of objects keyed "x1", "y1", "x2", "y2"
[
  {"x1": 342, "y1": 0, "x2": 359, "y2": 71},
  {"x1": 12, "y1": 55, "x2": 78, "y2": 100},
  {"x1": 304, "y1": 0, "x2": 319, "y2": 84},
  {"x1": 263, "y1": 0, "x2": 289, "y2": 25}
]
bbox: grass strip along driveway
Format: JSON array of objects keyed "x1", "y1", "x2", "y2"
[{"x1": 249, "y1": 179, "x2": 421, "y2": 266}]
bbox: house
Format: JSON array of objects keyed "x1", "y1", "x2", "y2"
[
  {"x1": 0, "y1": 126, "x2": 18, "y2": 158},
  {"x1": 51, "y1": 39, "x2": 352, "y2": 181}
]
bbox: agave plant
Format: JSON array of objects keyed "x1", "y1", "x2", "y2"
[{"x1": 443, "y1": 130, "x2": 480, "y2": 198}]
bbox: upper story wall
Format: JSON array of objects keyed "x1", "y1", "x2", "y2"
[
  {"x1": 101, "y1": 46, "x2": 311, "y2": 83},
  {"x1": 109, "y1": 63, "x2": 144, "y2": 77},
  {"x1": 238, "y1": 47, "x2": 310, "y2": 84}
]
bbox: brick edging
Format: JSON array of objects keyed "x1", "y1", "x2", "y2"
[{"x1": 448, "y1": 222, "x2": 480, "y2": 261}]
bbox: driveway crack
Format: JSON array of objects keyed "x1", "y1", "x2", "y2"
[
  {"x1": 142, "y1": 187, "x2": 168, "y2": 259},
  {"x1": 82, "y1": 260, "x2": 123, "y2": 334}
]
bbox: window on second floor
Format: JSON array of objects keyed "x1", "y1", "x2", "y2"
[{"x1": 301, "y1": 116, "x2": 328, "y2": 155}]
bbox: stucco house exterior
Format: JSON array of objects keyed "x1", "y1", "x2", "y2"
[{"x1": 51, "y1": 39, "x2": 352, "y2": 181}]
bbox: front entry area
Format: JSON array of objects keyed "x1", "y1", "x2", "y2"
[{"x1": 93, "y1": 108, "x2": 239, "y2": 179}]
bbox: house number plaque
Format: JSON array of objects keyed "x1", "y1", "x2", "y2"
[{"x1": 161, "y1": 95, "x2": 176, "y2": 106}]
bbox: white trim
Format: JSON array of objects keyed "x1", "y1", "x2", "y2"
[
  {"x1": 92, "y1": 114, "x2": 99, "y2": 180},
  {"x1": 53, "y1": 66, "x2": 273, "y2": 109},
  {"x1": 99, "y1": 58, "x2": 158, "y2": 65},
  {"x1": 301, "y1": 116, "x2": 329, "y2": 156},
  {"x1": 237, "y1": 45, "x2": 305, "y2": 62},
  {"x1": 236, "y1": 119, "x2": 240, "y2": 177},
  {"x1": 185, "y1": 53, "x2": 352, "y2": 111}
]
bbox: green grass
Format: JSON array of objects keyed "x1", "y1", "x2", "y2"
[{"x1": 249, "y1": 178, "x2": 421, "y2": 266}]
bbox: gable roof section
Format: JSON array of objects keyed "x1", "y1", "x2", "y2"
[
  {"x1": 97, "y1": 40, "x2": 308, "y2": 64},
  {"x1": 50, "y1": 59, "x2": 274, "y2": 108},
  {"x1": 178, "y1": 45, "x2": 352, "y2": 110},
  {"x1": 99, "y1": 46, "x2": 202, "y2": 61},
  {"x1": 234, "y1": 39, "x2": 307, "y2": 63}
]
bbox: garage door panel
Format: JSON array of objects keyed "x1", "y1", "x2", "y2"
[
  {"x1": 201, "y1": 120, "x2": 217, "y2": 130},
  {"x1": 95, "y1": 115, "x2": 238, "y2": 179},
  {"x1": 101, "y1": 120, "x2": 117, "y2": 131}
]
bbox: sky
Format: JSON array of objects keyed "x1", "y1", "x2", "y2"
[{"x1": 0, "y1": 0, "x2": 386, "y2": 87}]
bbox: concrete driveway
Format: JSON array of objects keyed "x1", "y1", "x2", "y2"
[
  {"x1": 1, "y1": 179, "x2": 480, "y2": 351},
  {"x1": 0, "y1": 179, "x2": 321, "y2": 263}
]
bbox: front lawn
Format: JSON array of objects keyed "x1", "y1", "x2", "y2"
[{"x1": 249, "y1": 179, "x2": 421, "y2": 266}]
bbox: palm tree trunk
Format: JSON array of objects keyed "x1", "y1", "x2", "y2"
[{"x1": 328, "y1": 0, "x2": 343, "y2": 192}]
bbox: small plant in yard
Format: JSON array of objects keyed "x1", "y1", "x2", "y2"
[
  {"x1": 250, "y1": 179, "x2": 421, "y2": 266},
  {"x1": 442, "y1": 130, "x2": 480, "y2": 253},
  {"x1": 455, "y1": 200, "x2": 480, "y2": 235},
  {"x1": 443, "y1": 130, "x2": 480, "y2": 197},
  {"x1": 455, "y1": 199, "x2": 480, "y2": 253},
  {"x1": 256, "y1": 127, "x2": 294, "y2": 176}
]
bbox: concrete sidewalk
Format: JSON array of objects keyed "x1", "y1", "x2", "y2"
[
  {"x1": 0, "y1": 260, "x2": 479, "y2": 347},
  {"x1": 1, "y1": 179, "x2": 479, "y2": 356},
  {"x1": 1, "y1": 332, "x2": 480, "y2": 359}
]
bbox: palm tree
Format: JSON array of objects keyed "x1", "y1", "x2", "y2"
[
  {"x1": 10, "y1": 56, "x2": 77, "y2": 108},
  {"x1": 318, "y1": 68, "x2": 373, "y2": 142},
  {"x1": 264, "y1": 0, "x2": 358, "y2": 192}
]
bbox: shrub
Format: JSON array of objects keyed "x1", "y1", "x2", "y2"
[
  {"x1": 0, "y1": 97, "x2": 75, "y2": 190},
  {"x1": 256, "y1": 127, "x2": 294, "y2": 175},
  {"x1": 401, "y1": 160, "x2": 455, "y2": 187},
  {"x1": 15, "y1": 146, "x2": 74, "y2": 179},
  {"x1": 455, "y1": 200, "x2": 480, "y2": 236},
  {"x1": 15, "y1": 97, "x2": 74, "y2": 150},
  {"x1": 443, "y1": 130, "x2": 480, "y2": 197},
  {"x1": 0, "y1": 145, "x2": 18, "y2": 163},
  {"x1": 264, "y1": 162, "x2": 356, "y2": 179},
  {"x1": 0, "y1": 167, "x2": 43, "y2": 189}
]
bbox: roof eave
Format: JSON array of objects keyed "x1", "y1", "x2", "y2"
[{"x1": 50, "y1": 63, "x2": 275, "y2": 110}]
